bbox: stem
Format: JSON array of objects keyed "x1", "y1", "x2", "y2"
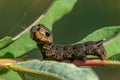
[
  {"x1": 0, "y1": 58, "x2": 120, "y2": 68},
  {"x1": 68, "y1": 58, "x2": 120, "y2": 66}
]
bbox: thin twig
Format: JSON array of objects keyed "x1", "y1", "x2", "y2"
[{"x1": 69, "y1": 58, "x2": 120, "y2": 66}]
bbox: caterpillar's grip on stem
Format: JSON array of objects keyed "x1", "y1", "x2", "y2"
[{"x1": 30, "y1": 24, "x2": 107, "y2": 62}]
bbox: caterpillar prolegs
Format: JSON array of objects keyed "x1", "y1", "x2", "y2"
[{"x1": 30, "y1": 24, "x2": 107, "y2": 62}]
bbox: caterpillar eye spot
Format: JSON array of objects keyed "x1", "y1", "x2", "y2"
[{"x1": 45, "y1": 32, "x2": 50, "y2": 37}]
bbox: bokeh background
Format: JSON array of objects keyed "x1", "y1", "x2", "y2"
[{"x1": 0, "y1": 0, "x2": 120, "y2": 80}]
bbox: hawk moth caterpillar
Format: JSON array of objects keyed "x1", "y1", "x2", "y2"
[{"x1": 30, "y1": 24, "x2": 107, "y2": 62}]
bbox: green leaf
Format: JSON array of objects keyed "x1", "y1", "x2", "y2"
[
  {"x1": 107, "y1": 54, "x2": 120, "y2": 61},
  {"x1": 0, "y1": 36, "x2": 13, "y2": 50},
  {"x1": 0, "y1": 69, "x2": 21, "y2": 80},
  {"x1": 40, "y1": 0, "x2": 78, "y2": 30},
  {"x1": 80, "y1": 26, "x2": 120, "y2": 42},
  {"x1": 0, "y1": 32, "x2": 37, "y2": 57},
  {"x1": 7, "y1": 60, "x2": 98, "y2": 80}
]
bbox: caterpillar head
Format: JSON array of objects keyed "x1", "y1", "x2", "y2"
[{"x1": 30, "y1": 24, "x2": 53, "y2": 43}]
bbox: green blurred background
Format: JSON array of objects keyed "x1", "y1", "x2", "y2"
[{"x1": 0, "y1": 0, "x2": 120, "y2": 80}]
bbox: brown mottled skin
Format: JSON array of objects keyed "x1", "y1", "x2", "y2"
[{"x1": 30, "y1": 24, "x2": 107, "y2": 62}]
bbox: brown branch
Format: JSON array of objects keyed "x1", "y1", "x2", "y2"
[
  {"x1": 0, "y1": 58, "x2": 120, "y2": 69},
  {"x1": 42, "y1": 58, "x2": 120, "y2": 66},
  {"x1": 68, "y1": 58, "x2": 120, "y2": 66}
]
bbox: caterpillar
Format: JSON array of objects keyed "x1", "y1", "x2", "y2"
[{"x1": 30, "y1": 24, "x2": 107, "y2": 62}]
